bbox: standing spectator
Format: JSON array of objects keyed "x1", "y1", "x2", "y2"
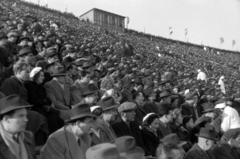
[
  {"x1": 40, "y1": 104, "x2": 96, "y2": 159},
  {"x1": 218, "y1": 76, "x2": 226, "y2": 94},
  {"x1": 197, "y1": 69, "x2": 207, "y2": 81},
  {"x1": 215, "y1": 102, "x2": 240, "y2": 132},
  {"x1": 0, "y1": 95, "x2": 35, "y2": 159}
]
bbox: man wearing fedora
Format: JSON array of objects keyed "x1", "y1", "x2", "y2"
[
  {"x1": 44, "y1": 67, "x2": 71, "y2": 111},
  {"x1": 111, "y1": 102, "x2": 147, "y2": 155},
  {"x1": 40, "y1": 104, "x2": 96, "y2": 159},
  {"x1": 184, "y1": 128, "x2": 218, "y2": 159},
  {"x1": 18, "y1": 47, "x2": 33, "y2": 61},
  {"x1": 0, "y1": 95, "x2": 35, "y2": 159},
  {"x1": 70, "y1": 71, "x2": 91, "y2": 105},
  {"x1": 98, "y1": 96, "x2": 119, "y2": 142}
]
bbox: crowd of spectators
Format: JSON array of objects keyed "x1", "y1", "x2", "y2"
[{"x1": 1, "y1": 0, "x2": 240, "y2": 159}]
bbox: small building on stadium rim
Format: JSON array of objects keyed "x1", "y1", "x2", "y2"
[{"x1": 79, "y1": 8, "x2": 125, "y2": 32}]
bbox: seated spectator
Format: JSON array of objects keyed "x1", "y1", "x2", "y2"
[
  {"x1": 98, "y1": 96, "x2": 118, "y2": 142},
  {"x1": 71, "y1": 71, "x2": 90, "y2": 105},
  {"x1": 184, "y1": 128, "x2": 218, "y2": 159},
  {"x1": 156, "y1": 143, "x2": 183, "y2": 159},
  {"x1": 0, "y1": 95, "x2": 35, "y2": 159},
  {"x1": 40, "y1": 104, "x2": 96, "y2": 159},
  {"x1": 18, "y1": 47, "x2": 33, "y2": 61},
  {"x1": 90, "y1": 106, "x2": 105, "y2": 146},
  {"x1": 65, "y1": 63, "x2": 78, "y2": 86},
  {"x1": 180, "y1": 92, "x2": 198, "y2": 121},
  {"x1": 141, "y1": 113, "x2": 161, "y2": 157},
  {"x1": 79, "y1": 83, "x2": 99, "y2": 106},
  {"x1": 25, "y1": 67, "x2": 64, "y2": 133},
  {"x1": 1, "y1": 59, "x2": 49, "y2": 146},
  {"x1": 212, "y1": 128, "x2": 240, "y2": 159},
  {"x1": 44, "y1": 67, "x2": 71, "y2": 110},
  {"x1": 158, "y1": 103, "x2": 173, "y2": 138},
  {"x1": 42, "y1": 62, "x2": 54, "y2": 85},
  {"x1": 111, "y1": 102, "x2": 147, "y2": 154}
]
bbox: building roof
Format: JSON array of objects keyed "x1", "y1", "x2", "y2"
[{"x1": 79, "y1": 8, "x2": 126, "y2": 19}]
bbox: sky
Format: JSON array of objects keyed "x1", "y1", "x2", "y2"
[{"x1": 26, "y1": 0, "x2": 240, "y2": 51}]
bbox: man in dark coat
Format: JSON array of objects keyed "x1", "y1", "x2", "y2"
[
  {"x1": 211, "y1": 128, "x2": 240, "y2": 159},
  {"x1": 0, "y1": 95, "x2": 35, "y2": 159},
  {"x1": 184, "y1": 128, "x2": 218, "y2": 159},
  {"x1": 181, "y1": 92, "x2": 198, "y2": 121},
  {"x1": 111, "y1": 102, "x2": 148, "y2": 155}
]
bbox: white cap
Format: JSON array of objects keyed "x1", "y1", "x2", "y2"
[
  {"x1": 142, "y1": 113, "x2": 156, "y2": 123},
  {"x1": 90, "y1": 106, "x2": 101, "y2": 113},
  {"x1": 215, "y1": 102, "x2": 226, "y2": 109},
  {"x1": 29, "y1": 67, "x2": 42, "y2": 78}
]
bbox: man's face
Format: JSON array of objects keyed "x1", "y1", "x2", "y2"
[
  {"x1": 93, "y1": 115, "x2": 104, "y2": 129},
  {"x1": 166, "y1": 110, "x2": 174, "y2": 123},
  {"x1": 70, "y1": 65, "x2": 78, "y2": 76},
  {"x1": 77, "y1": 117, "x2": 93, "y2": 135},
  {"x1": 4, "y1": 108, "x2": 28, "y2": 133},
  {"x1": 124, "y1": 110, "x2": 136, "y2": 122},
  {"x1": 9, "y1": 36, "x2": 17, "y2": 43},
  {"x1": 20, "y1": 39, "x2": 28, "y2": 47},
  {"x1": 137, "y1": 92, "x2": 145, "y2": 103},
  {"x1": 86, "y1": 92, "x2": 98, "y2": 104},
  {"x1": 205, "y1": 112, "x2": 215, "y2": 119},
  {"x1": 17, "y1": 66, "x2": 30, "y2": 81},
  {"x1": 103, "y1": 108, "x2": 118, "y2": 123}
]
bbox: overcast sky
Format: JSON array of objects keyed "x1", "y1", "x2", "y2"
[{"x1": 26, "y1": 0, "x2": 240, "y2": 51}]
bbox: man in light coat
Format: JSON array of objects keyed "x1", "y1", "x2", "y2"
[
  {"x1": 40, "y1": 103, "x2": 96, "y2": 159},
  {"x1": 197, "y1": 69, "x2": 207, "y2": 81}
]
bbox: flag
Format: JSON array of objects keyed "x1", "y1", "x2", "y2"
[
  {"x1": 220, "y1": 37, "x2": 224, "y2": 44},
  {"x1": 232, "y1": 40, "x2": 236, "y2": 46},
  {"x1": 45, "y1": 0, "x2": 48, "y2": 7},
  {"x1": 169, "y1": 27, "x2": 173, "y2": 35},
  {"x1": 126, "y1": 17, "x2": 130, "y2": 24},
  {"x1": 185, "y1": 28, "x2": 188, "y2": 35}
]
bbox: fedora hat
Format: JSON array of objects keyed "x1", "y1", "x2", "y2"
[
  {"x1": 86, "y1": 143, "x2": 122, "y2": 159},
  {"x1": 202, "y1": 102, "x2": 215, "y2": 113},
  {"x1": 65, "y1": 103, "x2": 96, "y2": 123},
  {"x1": 98, "y1": 96, "x2": 119, "y2": 111},
  {"x1": 196, "y1": 128, "x2": 219, "y2": 141},
  {"x1": 0, "y1": 95, "x2": 32, "y2": 115},
  {"x1": 81, "y1": 84, "x2": 98, "y2": 96},
  {"x1": 51, "y1": 66, "x2": 67, "y2": 77},
  {"x1": 18, "y1": 47, "x2": 32, "y2": 57},
  {"x1": 159, "y1": 91, "x2": 171, "y2": 99},
  {"x1": 161, "y1": 133, "x2": 187, "y2": 147},
  {"x1": 82, "y1": 61, "x2": 93, "y2": 68},
  {"x1": 114, "y1": 136, "x2": 145, "y2": 158}
]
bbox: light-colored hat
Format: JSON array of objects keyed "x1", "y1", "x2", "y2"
[
  {"x1": 86, "y1": 143, "x2": 122, "y2": 159},
  {"x1": 214, "y1": 102, "x2": 226, "y2": 109},
  {"x1": 29, "y1": 67, "x2": 42, "y2": 78},
  {"x1": 90, "y1": 105, "x2": 100, "y2": 113},
  {"x1": 142, "y1": 113, "x2": 156, "y2": 123}
]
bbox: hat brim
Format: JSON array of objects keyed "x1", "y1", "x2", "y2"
[
  {"x1": 1, "y1": 105, "x2": 33, "y2": 115},
  {"x1": 202, "y1": 109, "x2": 215, "y2": 113},
  {"x1": 160, "y1": 94, "x2": 171, "y2": 99},
  {"x1": 102, "y1": 104, "x2": 119, "y2": 111},
  {"x1": 65, "y1": 113, "x2": 97, "y2": 123},
  {"x1": 177, "y1": 141, "x2": 187, "y2": 147},
  {"x1": 51, "y1": 73, "x2": 67, "y2": 77},
  {"x1": 195, "y1": 134, "x2": 219, "y2": 141}
]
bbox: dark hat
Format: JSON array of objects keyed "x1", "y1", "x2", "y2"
[
  {"x1": 202, "y1": 102, "x2": 215, "y2": 113},
  {"x1": 18, "y1": 47, "x2": 32, "y2": 57},
  {"x1": 196, "y1": 128, "x2": 219, "y2": 141},
  {"x1": 0, "y1": 95, "x2": 32, "y2": 115},
  {"x1": 223, "y1": 128, "x2": 240, "y2": 141},
  {"x1": 161, "y1": 133, "x2": 187, "y2": 147},
  {"x1": 82, "y1": 61, "x2": 93, "y2": 68},
  {"x1": 81, "y1": 84, "x2": 98, "y2": 96},
  {"x1": 98, "y1": 96, "x2": 119, "y2": 111},
  {"x1": 51, "y1": 66, "x2": 67, "y2": 77},
  {"x1": 114, "y1": 136, "x2": 145, "y2": 158},
  {"x1": 185, "y1": 92, "x2": 196, "y2": 100},
  {"x1": 45, "y1": 62, "x2": 54, "y2": 70},
  {"x1": 182, "y1": 115, "x2": 193, "y2": 126},
  {"x1": 19, "y1": 36, "x2": 30, "y2": 43},
  {"x1": 65, "y1": 103, "x2": 96, "y2": 123},
  {"x1": 159, "y1": 91, "x2": 171, "y2": 99},
  {"x1": 36, "y1": 60, "x2": 47, "y2": 70}
]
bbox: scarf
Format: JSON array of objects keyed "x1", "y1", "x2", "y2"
[{"x1": 0, "y1": 122, "x2": 28, "y2": 159}]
